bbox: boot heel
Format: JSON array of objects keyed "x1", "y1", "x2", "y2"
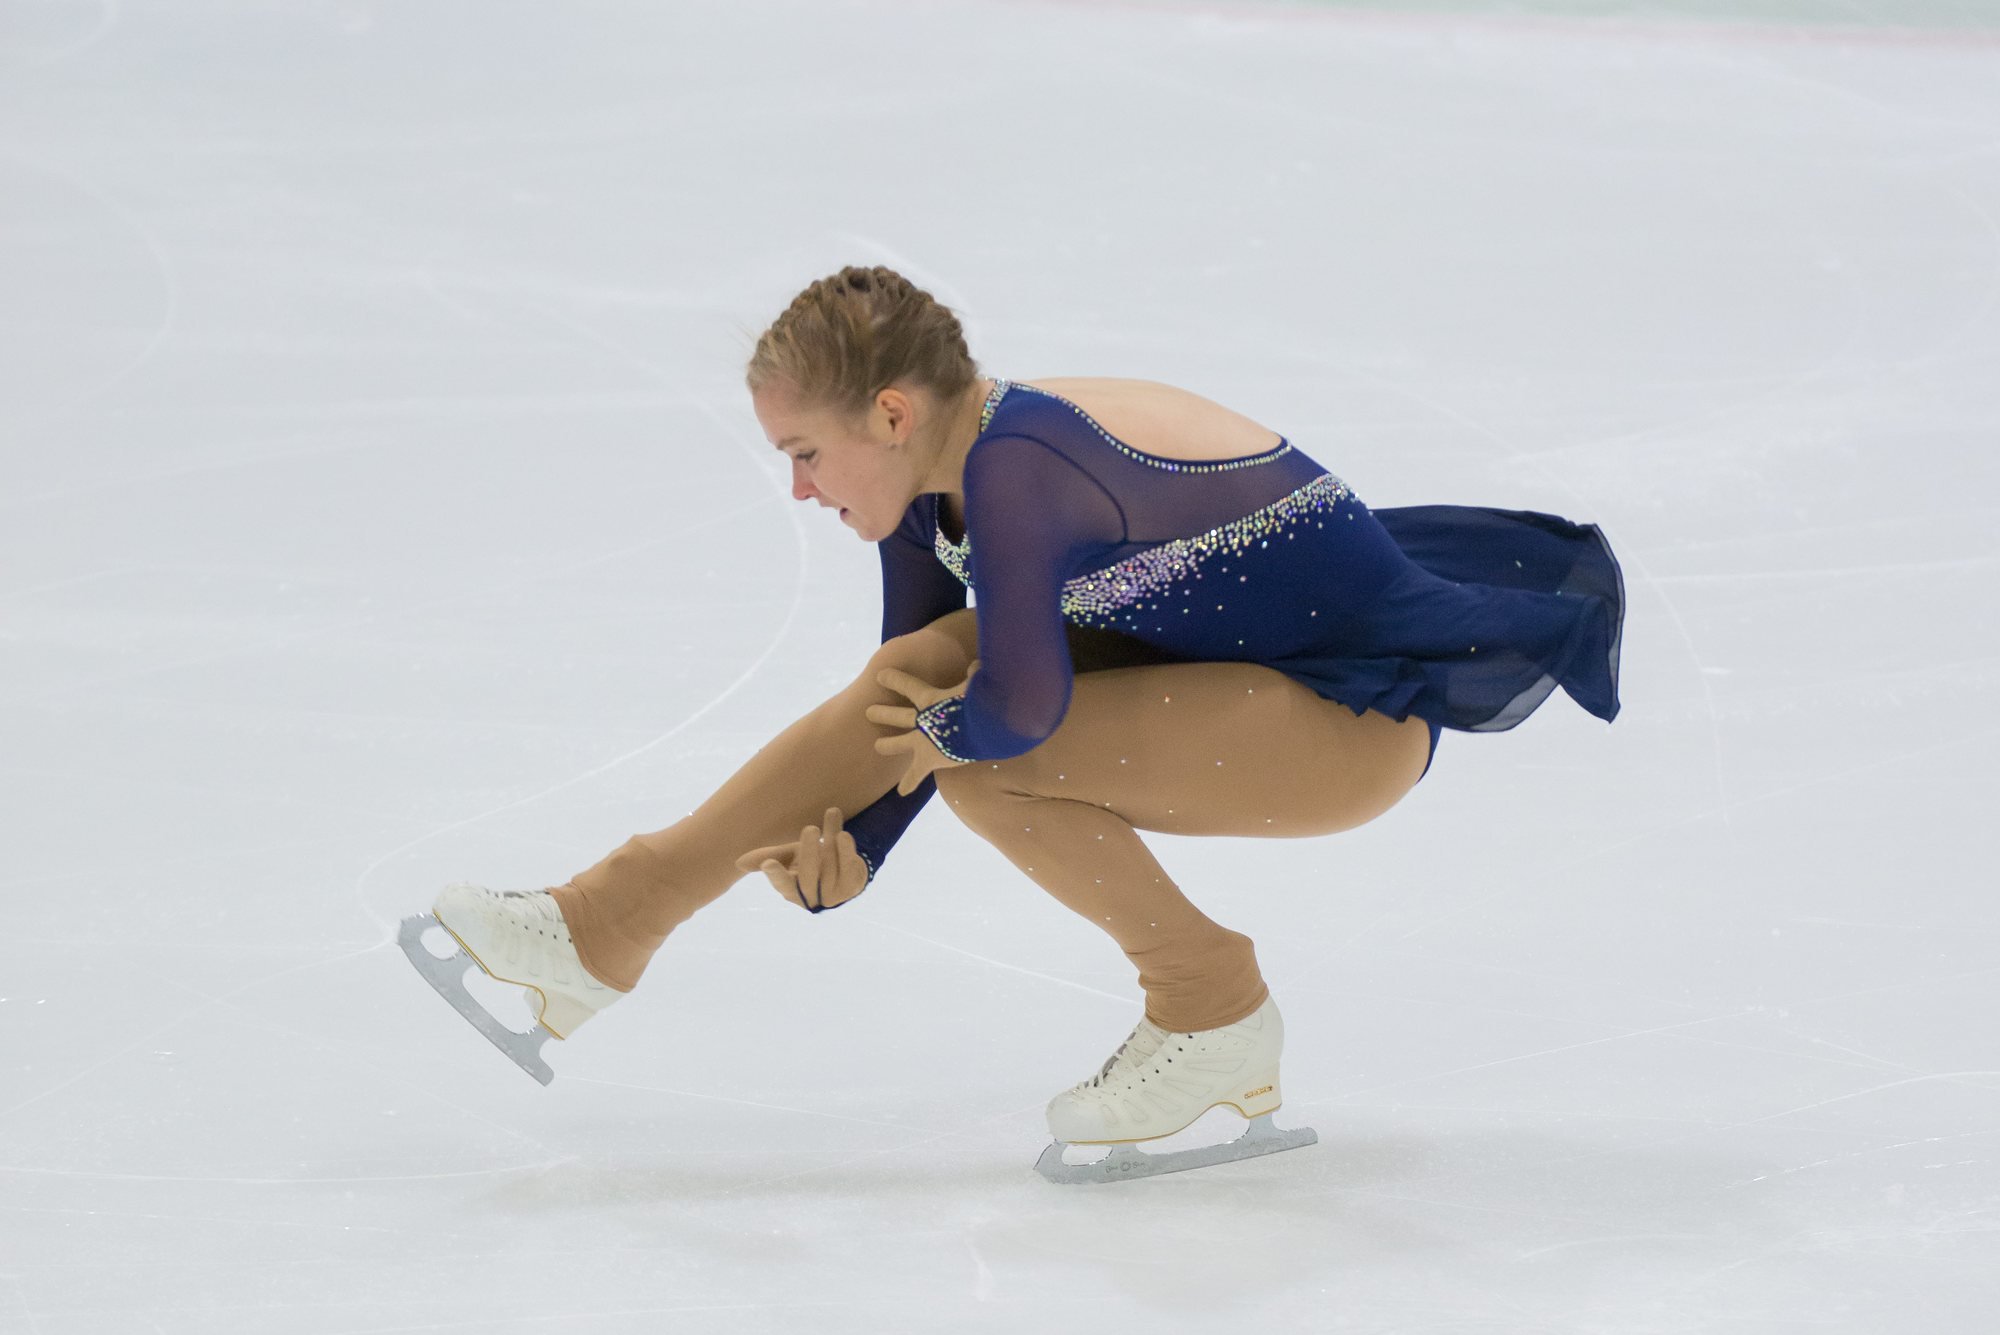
[
  {"x1": 536, "y1": 988, "x2": 596, "y2": 1038},
  {"x1": 1231, "y1": 1068, "x2": 1282, "y2": 1118}
]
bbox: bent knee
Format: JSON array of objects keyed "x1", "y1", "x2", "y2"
[{"x1": 868, "y1": 609, "x2": 978, "y2": 686}]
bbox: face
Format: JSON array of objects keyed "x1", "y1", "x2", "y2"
[{"x1": 752, "y1": 379, "x2": 916, "y2": 543}]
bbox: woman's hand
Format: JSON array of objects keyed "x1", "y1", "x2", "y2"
[
  {"x1": 735, "y1": 806, "x2": 870, "y2": 912},
  {"x1": 868, "y1": 661, "x2": 979, "y2": 797}
]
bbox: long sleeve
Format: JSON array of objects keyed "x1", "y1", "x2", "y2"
[
  {"x1": 877, "y1": 498, "x2": 969, "y2": 641},
  {"x1": 832, "y1": 500, "x2": 971, "y2": 898},
  {"x1": 915, "y1": 434, "x2": 1125, "y2": 763}
]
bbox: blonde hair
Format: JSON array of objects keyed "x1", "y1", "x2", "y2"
[{"x1": 746, "y1": 265, "x2": 979, "y2": 419}]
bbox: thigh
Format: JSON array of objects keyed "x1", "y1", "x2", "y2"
[
  {"x1": 873, "y1": 608, "x2": 979, "y2": 685},
  {"x1": 980, "y1": 659, "x2": 1433, "y2": 838}
]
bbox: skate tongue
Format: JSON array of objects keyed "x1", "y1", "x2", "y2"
[{"x1": 500, "y1": 888, "x2": 564, "y2": 925}]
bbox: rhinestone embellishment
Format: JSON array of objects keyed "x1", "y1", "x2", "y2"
[
  {"x1": 934, "y1": 471, "x2": 1353, "y2": 617},
  {"x1": 915, "y1": 696, "x2": 977, "y2": 764},
  {"x1": 1057, "y1": 472, "x2": 1353, "y2": 628}
]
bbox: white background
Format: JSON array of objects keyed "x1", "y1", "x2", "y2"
[{"x1": 4, "y1": 1, "x2": 1997, "y2": 1330}]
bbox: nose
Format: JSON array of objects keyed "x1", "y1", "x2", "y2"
[{"x1": 790, "y1": 461, "x2": 817, "y2": 504}]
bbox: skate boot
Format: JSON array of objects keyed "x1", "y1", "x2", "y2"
[
  {"x1": 1034, "y1": 996, "x2": 1317, "y2": 1184},
  {"x1": 398, "y1": 883, "x2": 624, "y2": 1084}
]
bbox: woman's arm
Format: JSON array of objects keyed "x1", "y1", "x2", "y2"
[
  {"x1": 914, "y1": 434, "x2": 1124, "y2": 763},
  {"x1": 832, "y1": 501, "x2": 971, "y2": 894}
]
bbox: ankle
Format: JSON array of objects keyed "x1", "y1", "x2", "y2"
[
  {"x1": 547, "y1": 882, "x2": 645, "y2": 993},
  {"x1": 1134, "y1": 928, "x2": 1267, "y2": 1033}
]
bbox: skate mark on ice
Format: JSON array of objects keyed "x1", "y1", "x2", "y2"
[
  {"x1": 0, "y1": 1159, "x2": 561, "y2": 1193},
  {"x1": 0, "y1": 759, "x2": 415, "y2": 830},
  {"x1": 5, "y1": 1199, "x2": 491, "y2": 1263},
  {"x1": 0, "y1": 942, "x2": 376, "y2": 1123},
  {"x1": 0, "y1": 943, "x2": 390, "y2": 1135},
  {"x1": 16, "y1": 486, "x2": 773, "y2": 703},
  {"x1": 1666, "y1": 503, "x2": 2000, "y2": 557},
  {"x1": 0, "y1": 1275, "x2": 40, "y2": 1335},
  {"x1": 0, "y1": 152, "x2": 179, "y2": 437},
  {"x1": 868, "y1": 922, "x2": 1132, "y2": 1007},
  {"x1": 716, "y1": 1098, "x2": 1052, "y2": 1198},
  {"x1": 0, "y1": 410, "x2": 690, "y2": 514},
  {"x1": 833, "y1": 233, "x2": 977, "y2": 318},
  {"x1": 1284, "y1": 294, "x2": 2000, "y2": 960},
  {"x1": 4, "y1": 0, "x2": 120, "y2": 67},
  {"x1": 1670, "y1": 1073, "x2": 2000, "y2": 1197},
  {"x1": 1693, "y1": 42, "x2": 2000, "y2": 160},
  {"x1": 1305, "y1": 1046, "x2": 2000, "y2": 1201},
  {"x1": 1646, "y1": 555, "x2": 2000, "y2": 585},
  {"x1": 1035, "y1": 0, "x2": 2000, "y2": 53},
  {"x1": 0, "y1": 941, "x2": 556, "y2": 1166},
  {"x1": 1301, "y1": 1009, "x2": 1759, "y2": 1109},
  {"x1": 0, "y1": 564, "x2": 147, "y2": 604},
  {"x1": 0, "y1": 834, "x2": 352, "y2": 896},
  {"x1": 966, "y1": 1232, "x2": 998, "y2": 1302},
  {"x1": 0, "y1": 937, "x2": 562, "y2": 1163},
  {"x1": 1723, "y1": 1127, "x2": 2000, "y2": 1190},
  {"x1": 1369, "y1": 720, "x2": 2000, "y2": 953},
  {"x1": 566, "y1": 1074, "x2": 945, "y2": 1135},
  {"x1": 349, "y1": 393, "x2": 811, "y2": 933},
  {"x1": 1314, "y1": 1004, "x2": 1997, "y2": 1117},
  {"x1": 1515, "y1": 1232, "x2": 1711, "y2": 1261}
]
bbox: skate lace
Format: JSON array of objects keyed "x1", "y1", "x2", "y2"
[
  {"x1": 1089, "y1": 1019, "x2": 1169, "y2": 1088},
  {"x1": 500, "y1": 888, "x2": 565, "y2": 926}
]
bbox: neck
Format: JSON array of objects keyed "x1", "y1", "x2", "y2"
[{"x1": 920, "y1": 376, "x2": 994, "y2": 507}]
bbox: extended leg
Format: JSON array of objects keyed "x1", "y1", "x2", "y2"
[{"x1": 552, "y1": 610, "x2": 980, "y2": 990}]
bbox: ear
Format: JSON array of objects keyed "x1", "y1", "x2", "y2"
[{"x1": 875, "y1": 385, "x2": 915, "y2": 445}]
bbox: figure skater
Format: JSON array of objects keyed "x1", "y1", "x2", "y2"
[{"x1": 402, "y1": 264, "x2": 1624, "y2": 1182}]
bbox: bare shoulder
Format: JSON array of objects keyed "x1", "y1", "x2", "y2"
[{"x1": 1013, "y1": 377, "x2": 1284, "y2": 464}]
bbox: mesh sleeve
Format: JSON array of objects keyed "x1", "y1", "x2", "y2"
[
  {"x1": 915, "y1": 434, "x2": 1124, "y2": 763},
  {"x1": 821, "y1": 502, "x2": 970, "y2": 908}
]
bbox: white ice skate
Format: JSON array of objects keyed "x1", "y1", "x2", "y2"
[
  {"x1": 1034, "y1": 995, "x2": 1317, "y2": 1184},
  {"x1": 398, "y1": 883, "x2": 623, "y2": 1084}
]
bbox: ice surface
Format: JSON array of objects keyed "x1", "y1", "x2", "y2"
[{"x1": 3, "y1": 0, "x2": 1997, "y2": 1331}]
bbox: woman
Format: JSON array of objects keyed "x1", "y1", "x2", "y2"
[{"x1": 410, "y1": 265, "x2": 1624, "y2": 1177}]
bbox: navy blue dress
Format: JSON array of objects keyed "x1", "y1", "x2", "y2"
[{"x1": 835, "y1": 378, "x2": 1624, "y2": 890}]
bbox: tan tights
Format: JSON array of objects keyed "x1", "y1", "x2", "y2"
[{"x1": 550, "y1": 609, "x2": 1434, "y2": 1032}]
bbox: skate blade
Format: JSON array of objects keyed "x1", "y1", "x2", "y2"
[
  {"x1": 398, "y1": 914, "x2": 556, "y2": 1086},
  {"x1": 1034, "y1": 1112, "x2": 1317, "y2": 1185}
]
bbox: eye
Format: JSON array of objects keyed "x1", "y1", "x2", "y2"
[{"x1": 798, "y1": 451, "x2": 817, "y2": 464}]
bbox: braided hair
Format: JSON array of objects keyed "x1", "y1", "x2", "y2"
[{"x1": 746, "y1": 265, "x2": 979, "y2": 418}]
